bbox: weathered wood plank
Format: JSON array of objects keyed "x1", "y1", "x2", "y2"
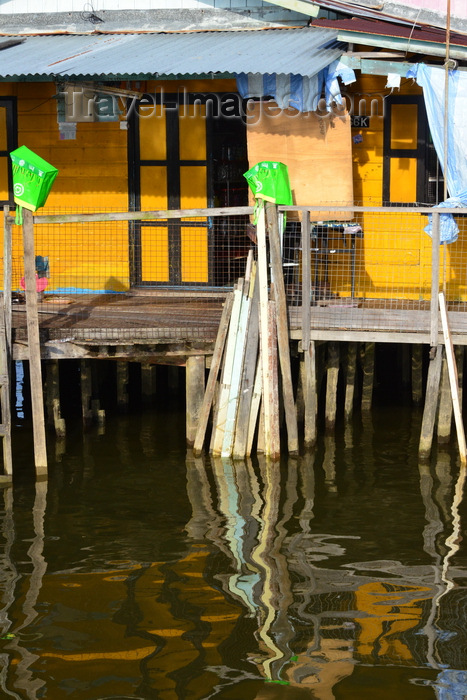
[
  {"x1": 193, "y1": 292, "x2": 234, "y2": 456},
  {"x1": 266, "y1": 300, "x2": 280, "y2": 460},
  {"x1": 256, "y1": 206, "x2": 275, "y2": 454},
  {"x1": 419, "y1": 345, "x2": 443, "y2": 461},
  {"x1": 211, "y1": 284, "x2": 244, "y2": 455},
  {"x1": 439, "y1": 292, "x2": 467, "y2": 463},
  {"x1": 266, "y1": 202, "x2": 298, "y2": 455},
  {"x1": 233, "y1": 270, "x2": 259, "y2": 459},
  {"x1": 221, "y1": 284, "x2": 251, "y2": 457},
  {"x1": 34, "y1": 205, "x2": 254, "y2": 225},
  {"x1": 22, "y1": 209, "x2": 47, "y2": 473}
]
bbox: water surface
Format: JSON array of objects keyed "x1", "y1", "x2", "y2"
[{"x1": 1, "y1": 402, "x2": 467, "y2": 699}]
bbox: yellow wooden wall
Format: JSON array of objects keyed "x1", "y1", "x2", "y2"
[
  {"x1": 0, "y1": 81, "x2": 129, "y2": 292},
  {"x1": 347, "y1": 73, "x2": 467, "y2": 302},
  {"x1": 0, "y1": 79, "x2": 236, "y2": 293}
]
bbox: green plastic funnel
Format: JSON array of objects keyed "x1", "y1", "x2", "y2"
[
  {"x1": 10, "y1": 146, "x2": 58, "y2": 212},
  {"x1": 244, "y1": 161, "x2": 293, "y2": 205}
]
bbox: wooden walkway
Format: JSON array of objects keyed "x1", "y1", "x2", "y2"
[{"x1": 9, "y1": 291, "x2": 467, "y2": 361}]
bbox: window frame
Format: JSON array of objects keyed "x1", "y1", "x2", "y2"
[{"x1": 0, "y1": 97, "x2": 18, "y2": 206}]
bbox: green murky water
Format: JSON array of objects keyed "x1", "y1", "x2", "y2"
[{"x1": 1, "y1": 387, "x2": 467, "y2": 699}]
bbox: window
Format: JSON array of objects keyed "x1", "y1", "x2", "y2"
[
  {"x1": 383, "y1": 95, "x2": 443, "y2": 205},
  {"x1": 0, "y1": 98, "x2": 17, "y2": 206}
]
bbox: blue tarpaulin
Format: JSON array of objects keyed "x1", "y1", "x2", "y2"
[
  {"x1": 408, "y1": 63, "x2": 467, "y2": 243},
  {"x1": 236, "y1": 59, "x2": 355, "y2": 114}
]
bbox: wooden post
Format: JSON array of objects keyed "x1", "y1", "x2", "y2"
[
  {"x1": 141, "y1": 362, "x2": 157, "y2": 406},
  {"x1": 419, "y1": 345, "x2": 443, "y2": 460},
  {"x1": 344, "y1": 342, "x2": 358, "y2": 421},
  {"x1": 430, "y1": 212, "x2": 440, "y2": 347},
  {"x1": 22, "y1": 209, "x2": 47, "y2": 474},
  {"x1": 266, "y1": 202, "x2": 298, "y2": 455},
  {"x1": 325, "y1": 341, "x2": 339, "y2": 432},
  {"x1": 3, "y1": 207, "x2": 12, "y2": 365},
  {"x1": 437, "y1": 357, "x2": 452, "y2": 443},
  {"x1": 361, "y1": 342, "x2": 375, "y2": 411},
  {"x1": 302, "y1": 340, "x2": 317, "y2": 448},
  {"x1": 45, "y1": 360, "x2": 66, "y2": 438},
  {"x1": 438, "y1": 292, "x2": 467, "y2": 464},
  {"x1": 1, "y1": 207, "x2": 12, "y2": 479},
  {"x1": 80, "y1": 359, "x2": 93, "y2": 428},
  {"x1": 167, "y1": 366, "x2": 180, "y2": 393},
  {"x1": 186, "y1": 355, "x2": 205, "y2": 447},
  {"x1": 116, "y1": 362, "x2": 129, "y2": 411},
  {"x1": 456, "y1": 345, "x2": 464, "y2": 408},
  {"x1": 411, "y1": 344, "x2": 424, "y2": 406}
]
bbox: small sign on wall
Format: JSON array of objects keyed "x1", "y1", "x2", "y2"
[{"x1": 351, "y1": 115, "x2": 370, "y2": 128}]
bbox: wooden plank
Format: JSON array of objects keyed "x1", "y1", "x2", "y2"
[
  {"x1": 256, "y1": 205, "x2": 274, "y2": 453},
  {"x1": 22, "y1": 208, "x2": 47, "y2": 474},
  {"x1": 221, "y1": 284, "x2": 251, "y2": 457},
  {"x1": 438, "y1": 292, "x2": 467, "y2": 464},
  {"x1": 246, "y1": 354, "x2": 262, "y2": 457},
  {"x1": 246, "y1": 104, "x2": 354, "y2": 217},
  {"x1": 193, "y1": 292, "x2": 234, "y2": 456},
  {"x1": 211, "y1": 284, "x2": 244, "y2": 455},
  {"x1": 266, "y1": 202, "x2": 299, "y2": 455},
  {"x1": 267, "y1": 300, "x2": 281, "y2": 460},
  {"x1": 34, "y1": 205, "x2": 254, "y2": 225},
  {"x1": 233, "y1": 266, "x2": 260, "y2": 459},
  {"x1": 419, "y1": 345, "x2": 443, "y2": 461}
]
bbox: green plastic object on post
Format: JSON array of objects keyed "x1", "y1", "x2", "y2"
[
  {"x1": 243, "y1": 161, "x2": 293, "y2": 205},
  {"x1": 10, "y1": 145, "x2": 58, "y2": 212}
]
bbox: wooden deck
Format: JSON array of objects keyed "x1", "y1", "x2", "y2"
[{"x1": 10, "y1": 291, "x2": 467, "y2": 362}]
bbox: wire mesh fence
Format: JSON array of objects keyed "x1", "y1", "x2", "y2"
[{"x1": 4, "y1": 203, "x2": 467, "y2": 342}]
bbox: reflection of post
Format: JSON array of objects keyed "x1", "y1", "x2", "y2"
[
  {"x1": 10, "y1": 480, "x2": 48, "y2": 698},
  {"x1": 418, "y1": 461, "x2": 444, "y2": 669},
  {"x1": 323, "y1": 435, "x2": 337, "y2": 493},
  {"x1": 0, "y1": 487, "x2": 18, "y2": 694},
  {"x1": 250, "y1": 457, "x2": 295, "y2": 681}
]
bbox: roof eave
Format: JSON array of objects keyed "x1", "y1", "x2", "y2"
[{"x1": 336, "y1": 30, "x2": 467, "y2": 61}]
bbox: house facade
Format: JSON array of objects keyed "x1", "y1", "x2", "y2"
[{"x1": 1, "y1": 0, "x2": 466, "y2": 300}]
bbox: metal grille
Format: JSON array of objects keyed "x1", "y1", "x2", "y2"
[{"x1": 5, "y1": 204, "x2": 467, "y2": 343}]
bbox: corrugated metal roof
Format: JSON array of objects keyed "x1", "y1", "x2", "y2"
[{"x1": 0, "y1": 27, "x2": 342, "y2": 81}]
